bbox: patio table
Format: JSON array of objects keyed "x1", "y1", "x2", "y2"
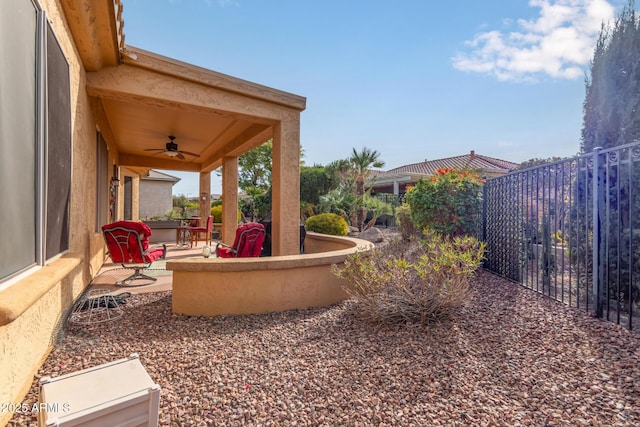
[{"x1": 176, "y1": 217, "x2": 200, "y2": 247}]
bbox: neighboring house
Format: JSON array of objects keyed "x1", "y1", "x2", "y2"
[
  {"x1": 369, "y1": 150, "x2": 519, "y2": 196},
  {"x1": 139, "y1": 170, "x2": 181, "y2": 219}
]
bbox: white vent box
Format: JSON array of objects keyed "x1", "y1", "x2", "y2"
[{"x1": 38, "y1": 353, "x2": 160, "y2": 427}]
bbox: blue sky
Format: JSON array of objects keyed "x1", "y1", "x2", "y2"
[{"x1": 123, "y1": 0, "x2": 629, "y2": 195}]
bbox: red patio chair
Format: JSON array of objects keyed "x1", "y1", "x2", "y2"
[
  {"x1": 215, "y1": 222, "x2": 266, "y2": 258},
  {"x1": 188, "y1": 215, "x2": 213, "y2": 248},
  {"x1": 102, "y1": 220, "x2": 167, "y2": 286}
]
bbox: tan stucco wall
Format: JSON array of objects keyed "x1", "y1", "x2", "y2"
[
  {"x1": 0, "y1": 2, "x2": 106, "y2": 424},
  {"x1": 168, "y1": 233, "x2": 373, "y2": 317},
  {"x1": 139, "y1": 179, "x2": 172, "y2": 219}
]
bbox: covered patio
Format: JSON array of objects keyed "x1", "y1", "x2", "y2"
[{"x1": 88, "y1": 43, "x2": 306, "y2": 255}]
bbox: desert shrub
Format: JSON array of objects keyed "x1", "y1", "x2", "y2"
[
  {"x1": 362, "y1": 196, "x2": 393, "y2": 230},
  {"x1": 404, "y1": 168, "x2": 484, "y2": 237},
  {"x1": 395, "y1": 204, "x2": 417, "y2": 240},
  {"x1": 300, "y1": 202, "x2": 318, "y2": 221},
  {"x1": 319, "y1": 186, "x2": 355, "y2": 220},
  {"x1": 306, "y1": 213, "x2": 349, "y2": 236},
  {"x1": 332, "y1": 232, "x2": 485, "y2": 326}
]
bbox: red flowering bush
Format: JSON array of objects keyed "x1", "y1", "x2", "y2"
[{"x1": 403, "y1": 168, "x2": 484, "y2": 237}]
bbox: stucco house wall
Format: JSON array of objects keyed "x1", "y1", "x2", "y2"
[
  {"x1": 139, "y1": 170, "x2": 180, "y2": 219},
  {"x1": 0, "y1": 2, "x2": 109, "y2": 424},
  {"x1": 140, "y1": 180, "x2": 172, "y2": 218}
]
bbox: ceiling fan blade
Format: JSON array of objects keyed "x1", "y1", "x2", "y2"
[
  {"x1": 176, "y1": 153, "x2": 186, "y2": 160},
  {"x1": 178, "y1": 150, "x2": 200, "y2": 158},
  {"x1": 143, "y1": 148, "x2": 165, "y2": 152}
]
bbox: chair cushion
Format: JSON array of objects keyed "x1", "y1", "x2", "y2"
[
  {"x1": 216, "y1": 222, "x2": 265, "y2": 258},
  {"x1": 144, "y1": 245, "x2": 166, "y2": 263},
  {"x1": 102, "y1": 221, "x2": 153, "y2": 263},
  {"x1": 217, "y1": 246, "x2": 234, "y2": 258},
  {"x1": 235, "y1": 223, "x2": 265, "y2": 257},
  {"x1": 190, "y1": 216, "x2": 213, "y2": 233},
  {"x1": 103, "y1": 220, "x2": 152, "y2": 238}
]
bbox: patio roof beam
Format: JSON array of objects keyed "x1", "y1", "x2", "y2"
[
  {"x1": 200, "y1": 124, "x2": 272, "y2": 173},
  {"x1": 121, "y1": 46, "x2": 306, "y2": 111},
  {"x1": 86, "y1": 65, "x2": 297, "y2": 123},
  {"x1": 118, "y1": 154, "x2": 201, "y2": 172}
]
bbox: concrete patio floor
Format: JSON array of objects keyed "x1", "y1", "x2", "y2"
[{"x1": 89, "y1": 240, "x2": 215, "y2": 295}]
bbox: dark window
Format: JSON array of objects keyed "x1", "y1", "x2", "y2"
[
  {"x1": 124, "y1": 176, "x2": 133, "y2": 220},
  {"x1": 45, "y1": 22, "x2": 71, "y2": 260},
  {"x1": 0, "y1": 0, "x2": 38, "y2": 281},
  {"x1": 0, "y1": 1, "x2": 72, "y2": 284},
  {"x1": 96, "y1": 132, "x2": 109, "y2": 232}
]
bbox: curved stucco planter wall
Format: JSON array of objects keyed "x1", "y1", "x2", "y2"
[{"x1": 167, "y1": 232, "x2": 373, "y2": 316}]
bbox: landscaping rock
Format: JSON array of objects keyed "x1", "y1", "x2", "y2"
[
  {"x1": 359, "y1": 227, "x2": 384, "y2": 243},
  {"x1": 10, "y1": 271, "x2": 640, "y2": 426}
]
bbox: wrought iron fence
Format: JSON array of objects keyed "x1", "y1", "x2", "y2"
[{"x1": 483, "y1": 142, "x2": 640, "y2": 330}]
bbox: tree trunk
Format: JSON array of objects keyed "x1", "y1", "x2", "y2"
[{"x1": 355, "y1": 176, "x2": 365, "y2": 230}]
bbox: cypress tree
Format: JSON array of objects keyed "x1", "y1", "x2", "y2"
[{"x1": 581, "y1": 0, "x2": 640, "y2": 152}]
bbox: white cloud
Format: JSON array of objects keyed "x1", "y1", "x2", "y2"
[{"x1": 452, "y1": 0, "x2": 616, "y2": 82}]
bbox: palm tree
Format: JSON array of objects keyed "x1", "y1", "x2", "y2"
[{"x1": 349, "y1": 147, "x2": 385, "y2": 230}]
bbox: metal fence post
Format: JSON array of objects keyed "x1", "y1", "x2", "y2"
[
  {"x1": 482, "y1": 184, "x2": 487, "y2": 242},
  {"x1": 592, "y1": 147, "x2": 602, "y2": 317}
]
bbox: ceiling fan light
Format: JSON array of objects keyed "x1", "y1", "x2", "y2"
[{"x1": 165, "y1": 151, "x2": 179, "y2": 157}]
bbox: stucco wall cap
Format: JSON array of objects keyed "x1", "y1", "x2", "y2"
[
  {"x1": 167, "y1": 234, "x2": 373, "y2": 273},
  {"x1": 0, "y1": 255, "x2": 83, "y2": 325}
]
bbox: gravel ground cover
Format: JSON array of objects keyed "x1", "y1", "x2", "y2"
[{"x1": 10, "y1": 270, "x2": 640, "y2": 426}]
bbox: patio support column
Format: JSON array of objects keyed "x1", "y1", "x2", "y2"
[
  {"x1": 198, "y1": 171, "x2": 211, "y2": 225},
  {"x1": 271, "y1": 117, "x2": 300, "y2": 256},
  {"x1": 221, "y1": 156, "x2": 239, "y2": 245}
]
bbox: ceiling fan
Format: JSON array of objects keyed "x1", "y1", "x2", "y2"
[{"x1": 144, "y1": 136, "x2": 200, "y2": 160}]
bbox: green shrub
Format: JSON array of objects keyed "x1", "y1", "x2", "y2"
[
  {"x1": 210, "y1": 205, "x2": 223, "y2": 222},
  {"x1": 332, "y1": 232, "x2": 485, "y2": 326},
  {"x1": 306, "y1": 213, "x2": 349, "y2": 236},
  {"x1": 209, "y1": 205, "x2": 241, "y2": 223},
  {"x1": 404, "y1": 168, "x2": 484, "y2": 237},
  {"x1": 164, "y1": 209, "x2": 182, "y2": 220}
]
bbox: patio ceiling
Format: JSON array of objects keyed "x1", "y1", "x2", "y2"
[{"x1": 87, "y1": 46, "x2": 305, "y2": 174}]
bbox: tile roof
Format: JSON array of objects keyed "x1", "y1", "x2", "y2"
[{"x1": 379, "y1": 152, "x2": 519, "y2": 177}]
